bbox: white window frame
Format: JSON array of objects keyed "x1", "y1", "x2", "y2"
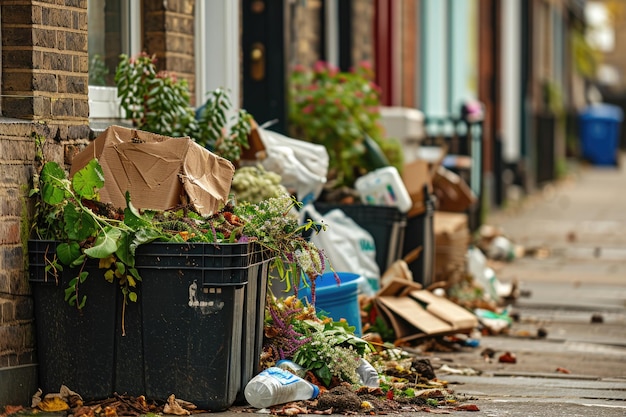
[
  {"x1": 89, "y1": 0, "x2": 141, "y2": 120},
  {"x1": 195, "y1": 2, "x2": 240, "y2": 112}
]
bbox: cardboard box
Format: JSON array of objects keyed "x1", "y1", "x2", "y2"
[
  {"x1": 432, "y1": 165, "x2": 476, "y2": 212},
  {"x1": 433, "y1": 211, "x2": 470, "y2": 282},
  {"x1": 401, "y1": 158, "x2": 431, "y2": 217},
  {"x1": 239, "y1": 118, "x2": 267, "y2": 164},
  {"x1": 69, "y1": 125, "x2": 235, "y2": 216},
  {"x1": 375, "y1": 282, "x2": 477, "y2": 342}
]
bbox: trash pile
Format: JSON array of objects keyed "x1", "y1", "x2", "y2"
[{"x1": 20, "y1": 111, "x2": 530, "y2": 415}]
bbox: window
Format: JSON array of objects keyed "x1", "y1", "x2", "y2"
[{"x1": 88, "y1": 0, "x2": 141, "y2": 119}]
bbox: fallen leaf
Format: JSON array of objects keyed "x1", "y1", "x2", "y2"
[
  {"x1": 36, "y1": 397, "x2": 69, "y2": 412},
  {"x1": 2, "y1": 405, "x2": 24, "y2": 416},
  {"x1": 73, "y1": 405, "x2": 95, "y2": 417},
  {"x1": 455, "y1": 403, "x2": 480, "y2": 411},
  {"x1": 498, "y1": 352, "x2": 517, "y2": 364},
  {"x1": 163, "y1": 395, "x2": 190, "y2": 416}
]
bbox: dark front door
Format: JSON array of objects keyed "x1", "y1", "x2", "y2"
[{"x1": 242, "y1": 0, "x2": 287, "y2": 134}]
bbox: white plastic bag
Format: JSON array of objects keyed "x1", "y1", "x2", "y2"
[
  {"x1": 303, "y1": 205, "x2": 380, "y2": 287},
  {"x1": 256, "y1": 127, "x2": 329, "y2": 204}
]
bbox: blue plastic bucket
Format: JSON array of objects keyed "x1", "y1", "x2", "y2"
[{"x1": 299, "y1": 272, "x2": 363, "y2": 336}]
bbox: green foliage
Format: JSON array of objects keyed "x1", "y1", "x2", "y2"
[
  {"x1": 115, "y1": 53, "x2": 197, "y2": 138},
  {"x1": 30, "y1": 157, "x2": 162, "y2": 316},
  {"x1": 265, "y1": 296, "x2": 373, "y2": 387},
  {"x1": 291, "y1": 318, "x2": 372, "y2": 387},
  {"x1": 88, "y1": 54, "x2": 109, "y2": 86},
  {"x1": 288, "y1": 61, "x2": 403, "y2": 188},
  {"x1": 233, "y1": 195, "x2": 327, "y2": 290},
  {"x1": 196, "y1": 89, "x2": 253, "y2": 161},
  {"x1": 115, "y1": 53, "x2": 252, "y2": 163}
]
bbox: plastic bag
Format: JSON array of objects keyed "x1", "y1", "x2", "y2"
[
  {"x1": 303, "y1": 205, "x2": 380, "y2": 286},
  {"x1": 256, "y1": 126, "x2": 329, "y2": 204}
]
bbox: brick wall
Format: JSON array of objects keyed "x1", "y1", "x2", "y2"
[
  {"x1": 144, "y1": 0, "x2": 196, "y2": 105},
  {"x1": 0, "y1": 0, "x2": 90, "y2": 407}
]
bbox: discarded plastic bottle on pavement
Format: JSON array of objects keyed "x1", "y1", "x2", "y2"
[
  {"x1": 244, "y1": 366, "x2": 320, "y2": 409},
  {"x1": 276, "y1": 359, "x2": 307, "y2": 378}
]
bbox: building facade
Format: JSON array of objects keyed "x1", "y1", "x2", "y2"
[{"x1": 0, "y1": 0, "x2": 592, "y2": 406}]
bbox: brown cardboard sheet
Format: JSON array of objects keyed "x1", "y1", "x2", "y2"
[{"x1": 70, "y1": 125, "x2": 235, "y2": 216}]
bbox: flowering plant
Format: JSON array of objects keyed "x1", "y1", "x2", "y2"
[
  {"x1": 232, "y1": 194, "x2": 328, "y2": 291},
  {"x1": 289, "y1": 61, "x2": 403, "y2": 188},
  {"x1": 262, "y1": 296, "x2": 373, "y2": 387}
]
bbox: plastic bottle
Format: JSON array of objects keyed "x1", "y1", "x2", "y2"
[
  {"x1": 354, "y1": 166, "x2": 412, "y2": 213},
  {"x1": 244, "y1": 367, "x2": 320, "y2": 409}
]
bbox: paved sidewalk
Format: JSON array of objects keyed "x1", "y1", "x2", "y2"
[
  {"x1": 429, "y1": 152, "x2": 626, "y2": 416},
  {"x1": 486, "y1": 152, "x2": 626, "y2": 287}
]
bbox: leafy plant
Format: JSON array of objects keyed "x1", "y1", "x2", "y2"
[
  {"x1": 292, "y1": 320, "x2": 371, "y2": 386},
  {"x1": 233, "y1": 194, "x2": 327, "y2": 291},
  {"x1": 115, "y1": 53, "x2": 197, "y2": 138},
  {"x1": 263, "y1": 295, "x2": 373, "y2": 387},
  {"x1": 29, "y1": 156, "x2": 163, "y2": 325},
  {"x1": 88, "y1": 53, "x2": 109, "y2": 86},
  {"x1": 196, "y1": 88, "x2": 253, "y2": 161},
  {"x1": 115, "y1": 53, "x2": 252, "y2": 163},
  {"x1": 288, "y1": 61, "x2": 403, "y2": 188}
]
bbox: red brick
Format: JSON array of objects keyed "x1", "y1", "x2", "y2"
[{"x1": 0, "y1": 222, "x2": 21, "y2": 245}]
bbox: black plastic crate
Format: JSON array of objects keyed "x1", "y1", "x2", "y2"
[
  {"x1": 28, "y1": 240, "x2": 119, "y2": 401},
  {"x1": 29, "y1": 240, "x2": 271, "y2": 411},
  {"x1": 236, "y1": 247, "x2": 274, "y2": 404},
  {"x1": 134, "y1": 241, "x2": 259, "y2": 285},
  {"x1": 313, "y1": 203, "x2": 407, "y2": 274},
  {"x1": 134, "y1": 241, "x2": 265, "y2": 411}
]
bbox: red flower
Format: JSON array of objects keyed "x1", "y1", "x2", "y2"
[{"x1": 313, "y1": 60, "x2": 327, "y2": 73}]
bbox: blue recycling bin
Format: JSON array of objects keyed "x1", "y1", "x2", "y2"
[{"x1": 579, "y1": 104, "x2": 624, "y2": 165}]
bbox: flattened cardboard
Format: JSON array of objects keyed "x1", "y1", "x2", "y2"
[
  {"x1": 408, "y1": 290, "x2": 478, "y2": 330},
  {"x1": 376, "y1": 296, "x2": 452, "y2": 336},
  {"x1": 375, "y1": 283, "x2": 477, "y2": 341},
  {"x1": 378, "y1": 277, "x2": 423, "y2": 297},
  {"x1": 70, "y1": 126, "x2": 234, "y2": 216}
]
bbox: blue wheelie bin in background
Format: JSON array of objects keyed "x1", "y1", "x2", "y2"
[{"x1": 579, "y1": 104, "x2": 624, "y2": 166}]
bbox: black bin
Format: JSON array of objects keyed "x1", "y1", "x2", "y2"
[
  {"x1": 28, "y1": 240, "x2": 119, "y2": 401},
  {"x1": 313, "y1": 203, "x2": 407, "y2": 274},
  {"x1": 134, "y1": 241, "x2": 262, "y2": 411}
]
